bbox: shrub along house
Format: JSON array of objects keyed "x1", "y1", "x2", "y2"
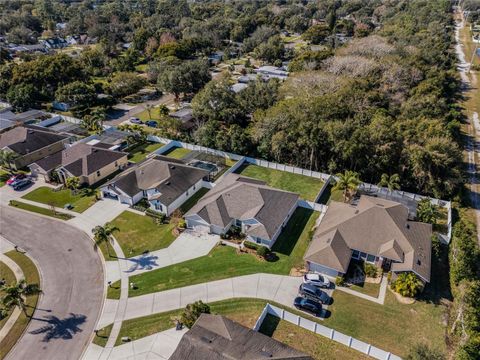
[
  {"x1": 0, "y1": 127, "x2": 70, "y2": 169},
  {"x1": 100, "y1": 156, "x2": 209, "y2": 215},
  {"x1": 304, "y1": 196, "x2": 432, "y2": 283},
  {"x1": 185, "y1": 173, "x2": 299, "y2": 248},
  {"x1": 29, "y1": 142, "x2": 128, "y2": 186}
]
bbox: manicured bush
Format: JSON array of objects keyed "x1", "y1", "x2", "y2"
[
  {"x1": 178, "y1": 219, "x2": 186, "y2": 229},
  {"x1": 180, "y1": 300, "x2": 210, "y2": 328},
  {"x1": 364, "y1": 263, "x2": 378, "y2": 278},
  {"x1": 145, "y1": 208, "x2": 166, "y2": 222},
  {"x1": 406, "y1": 343, "x2": 445, "y2": 360},
  {"x1": 392, "y1": 272, "x2": 423, "y2": 298},
  {"x1": 256, "y1": 246, "x2": 270, "y2": 259},
  {"x1": 243, "y1": 241, "x2": 259, "y2": 250},
  {"x1": 335, "y1": 276, "x2": 346, "y2": 286}
]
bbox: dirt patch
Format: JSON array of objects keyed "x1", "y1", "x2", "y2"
[{"x1": 389, "y1": 287, "x2": 416, "y2": 304}]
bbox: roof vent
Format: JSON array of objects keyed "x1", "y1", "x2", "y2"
[
  {"x1": 170, "y1": 165, "x2": 176, "y2": 169},
  {"x1": 417, "y1": 259, "x2": 421, "y2": 265},
  {"x1": 354, "y1": 210, "x2": 359, "y2": 214},
  {"x1": 405, "y1": 224, "x2": 410, "y2": 229},
  {"x1": 200, "y1": 336, "x2": 213, "y2": 344},
  {"x1": 260, "y1": 347, "x2": 273, "y2": 358},
  {"x1": 165, "y1": 181, "x2": 170, "y2": 185},
  {"x1": 27, "y1": 129, "x2": 34, "y2": 134}
]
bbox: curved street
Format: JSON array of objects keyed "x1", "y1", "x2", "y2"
[{"x1": 0, "y1": 205, "x2": 104, "y2": 360}]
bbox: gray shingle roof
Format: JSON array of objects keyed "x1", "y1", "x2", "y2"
[
  {"x1": 304, "y1": 196, "x2": 432, "y2": 282},
  {"x1": 104, "y1": 157, "x2": 208, "y2": 205},
  {"x1": 169, "y1": 314, "x2": 312, "y2": 360},
  {"x1": 0, "y1": 127, "x2": 68, "y2": 155},
  {"x1": 186, "y1": 174, "x2": 299, "y2": 241}
]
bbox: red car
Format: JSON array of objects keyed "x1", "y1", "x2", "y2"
[{"x1": 6, "y1": 174, "x2": 27, "y2": 186}]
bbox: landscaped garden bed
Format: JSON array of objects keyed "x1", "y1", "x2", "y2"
[{"x1": 235, "y1": 163, "x2": 324, "y2": 201}]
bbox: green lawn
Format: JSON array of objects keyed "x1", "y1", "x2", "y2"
[
  {"x1": 162, "y1": 146, "x2": 192, "y2": 160},
  {"x1": 22, "y1": 187, "x2": 97, "y2": 213},
  {"x1": 0, "y1": 251, "x2": 40, "y2": 360},
  {"x1": 235, "y1": 164, "x2": 324, "y2": 201},
  {"x1": 107, "y1": 298, "x2": 267, "y2": 346},
  {"x1": 109, "y1": 211, "x2": 177, "y2": 257},
  {"x1": 9, "y1": 200, "x2": 74, "y2": 220},
  {"x1": 0, "y1": 261, "x2": 17, "y2": 330},
  {"x1": 92, "y1": 324, "x2": 113, "y2": 347},
  {"x1": 128, "y1": 142, "x2": 164, "y2": 163},
  {"x1": 0, "y1": 169, "x2": 9, "y2": 187},
  {"x1": 347, "y1": 282, "x2": 380, "y2": 298},
  {"x1": 107, "y1": 208, "x2": 318, "y2": 299},
  {"x1": 179, "y1": 188, "x2": 209, "y2": 213},
  {"x1": 260, "y1": 314, "x2": 371, "y2": 360},
  {"x1": 95, "y1": 238, "x2": 118, "y2": 262},
  {"x1": 136, "y1": 108, "x2": 165, "y2": 121},
  {"x1": 317, "y1": 184, "x2": 344, "y2": 205}
]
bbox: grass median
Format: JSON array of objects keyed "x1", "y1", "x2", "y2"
[
  {"x1": 0, "y1": 251, "x2": 40, "y2": 360},
  {"x1": 9, "y1": 200, "x2": 74, "y2": 220}
]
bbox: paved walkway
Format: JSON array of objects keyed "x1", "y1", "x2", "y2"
[
  {"x1": 85, "y1": 327, "x2": 187, "y2": 360},
  {"x1": 0, "y1": 251, "x2": 25, "y2": 341},
  {"x1": 335, "y1": 275, "x2": 388, "y2": 304}
]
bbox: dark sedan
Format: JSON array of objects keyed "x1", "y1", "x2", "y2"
[
  {"x1": 293, "y1": 296, "x2": 322, "y2": 316},
  {"x1": 298, "y1": 283, "x2": 330, "y2": 304}
]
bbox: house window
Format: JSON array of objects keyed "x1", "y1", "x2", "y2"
[
  {"x1": 155, "y1": 203, "x2": 163, "y2": 211},
  {"x1": 360, "y1": 252, "x2": 367, "y2": 260},
  {"x1": 96, "y1": 170, "x2": 101, "y2": 176},
  {"x1": 366, "y1": 254, "x2": 376, "y2": 264},
  {"x1": 352, "y1": 250, "x2": 360, "y2": 260}
]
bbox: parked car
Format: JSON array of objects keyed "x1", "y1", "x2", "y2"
[
  {"x1": 129, "y1": 117, "x2": 142, "y2": 124},
  {"x1": 293, "y1": 296, "x2": 322, "y2": 315},
  {"x1": 7, "y1": 174, "x2": 27, "y2": 186},
  {"x1": 145, "y1": 120, "x2": 157, "y2": 128},
  {"x1": 12, "y1": 178, "x2": 32, "y2": 191},
  {"x1": 303, "y1": 273, "x2": 330, "y2": 288},
  {"x1": 298, "y1": 283, "x2": 330, "y2": 304}
]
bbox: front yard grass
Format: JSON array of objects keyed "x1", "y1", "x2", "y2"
[
  {"x1": 9, "y1": 200, "x2": 74, "y2": 220},
  {"x1": 22, "y1": 187, "x2": 97, "y2": 213},
  {"x1": 162, "y1": 146, "x2": 192, "y2": 159},
  {"x1": 235, "y1": 164, "x2": 324, "y2": 201},
  {"x1": 347, "y1": 282, "x2": 380, "y2": 298},
  {"x1": 260, "y1": 314, "x2": 371, "y2": 360},
  {"x1": 0, "y1": 251, "x2": 40, "y2": 360},
  {"x1": 136, "y1": 107, "x2": 165, "y2": 121},
  {"x1": 92, "y1": 324, "x2": 113, "y2": 347},
  {"x1": 108, "y1": 208, "x2": 318, "y2": 299},
  {"x1": 128, "y1": 142, "x2": 164, "y2": 163},
  {"x1": 109, "y1": 211, "x2": 177, "y2": 257},
  {"x1": 178, "y1": 188, "x2": 209, "y2": 213}
]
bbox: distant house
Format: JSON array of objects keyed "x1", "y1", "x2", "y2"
[
  {"x1": 0, "y1": 127, "x2": 70, "y2": 169},
  {"x1": 40, "y1": 37, "x2": 68, "y2": 50},
  {"x1": 8, "y1": 43, "x2": 47, "y2": 55},
  {"x1": 170, "y1": 314, "x2": 312, "y2": 360},
  {"x1": 170, "y1": 107, "x2": 196, "y2": 130},
  {"x1": 185, "y1": 173, "x2": 299, "y2": 248},
  {"x1": 230, "y1": 83, "x2": 248, "y2": 93},
  {"x1": 304, "y1": 196, "x2": 432, "y2": 282},
  {"x1": 207, "y1": 51, "x2": 224, "y2": 65},
  {"x1": 81, "y1": 128, "x2": 132, "y2": 151},
  {"x1": 100, "y1": 156, "x2": 209, "y2": 215},
  {"x1": 52, "y1": 101, "x2": 71, "y2": 112},
  {"x1": 254, "y1": 66, "x2": 289, "y2": 81},
  {"x1": 30, "y1": 143, "x2": 128, "y2": 186}
]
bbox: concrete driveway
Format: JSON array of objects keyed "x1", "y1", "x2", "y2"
[
  {"x1": 0, "y1": 205, "x2": 104, "y2": 360},
  {"x1": 67, "y1": 199, "x2": 129, "y2": 233}
]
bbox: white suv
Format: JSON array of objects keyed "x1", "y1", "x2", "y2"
[{"x1": 303, "y1": 273, "x2": 330, "y2": 288}]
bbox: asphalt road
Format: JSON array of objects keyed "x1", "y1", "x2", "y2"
[{"x1": 0, "y1": 206, "x2": 104, "y2": 360}]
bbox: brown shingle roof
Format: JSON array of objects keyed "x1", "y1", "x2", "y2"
[
  {"x1": 169, "y1": 314, "x2": 312, "y2": 360},
  {"x1": 186, "y1": 174, "x2": 299, "y2": 241},
  {"x1": 0, "y1": 127, "x2": 68, "y2": 155},
  {"x1": 304, "y1": 196, "x2": 432, "y2": 282}
]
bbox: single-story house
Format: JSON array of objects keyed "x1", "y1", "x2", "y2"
[
  {"x1": 100, "y1": 156, "x2": 209, "y2": 215},
  {"x1": 304, "y1": 196, "x2": 432, "y2": 282},
  {"x1": 0, "y1": 127, "x2": 71, "y2": 169},
  {"x1": 170, "y1": 107, "x2": 196, "y2": 130},
  {"x1": 170, "y1": 314, "x2": 312, "y2": 360},
  {"x1": 185, "y1": 173, "x2": 299, "y2": 248},
  {"x1": 30, "y1": 143, "x2": 128, "y2": 186},
  {"x1": 254, "y1": 66, "x2": 289, "y2": 81},
  {"x1": 40, "y1": 37, "x2": 68, "y2": 49}
]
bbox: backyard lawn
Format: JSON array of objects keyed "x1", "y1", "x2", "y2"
[
  {"x1": 128, "y1": 142, "x2": 164, "y2": 163},
  {"x1": 235, "y1": 164, "x2": 324, "y2": 201},
  {"x1": 9, "y1": 200, "x2": 74, "y2": 220},
  {"x1": 178, "y1": 188, "x2": 209, "y2": 213},
  {"x1": 107, "y1": 208, "x2": 318, "y2": 298},
  {"x1": 0, "y1": 251, "x2": 40, "y2": 360},
  {"x1": 22, "y1": 187, "x2": 97, "y2": 213},
  {"x1": 162, "y1": 146, "x2": 192, "y2": 159},
  {"x1": 109, "y1": 211, "x2": 177, "y2": 257},
  {"x1": 259, "y1": 314, "x2": 371, "y2": 360},
  {"x1": 317, "y1": 184, "x2": 344, "y2": 205}
]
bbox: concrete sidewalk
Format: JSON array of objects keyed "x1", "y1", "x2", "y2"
[
  {"x1": 335, "y1": 275, "x2": 388, "y2": 305},
  {"x1": 84, "y1": 327, "x2": 187, "y2": 360}
]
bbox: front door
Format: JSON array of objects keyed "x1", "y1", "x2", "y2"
[{"x1": 382, "y1": 258, "x2": 392, "y2": 272}]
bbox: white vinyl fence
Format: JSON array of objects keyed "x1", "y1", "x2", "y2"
[
  {"x1": 142, "y1": 135, "x2": 452, "y2": 241},
  {"x1": 254, "y1": 304, "x2": 402, "y2": 360}
]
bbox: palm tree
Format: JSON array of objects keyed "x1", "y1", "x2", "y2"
[
  {"x1": 65, "y1": 176, "x2": 80, "y2": 193},
  {"x1": 416, "y1": 199, "x2": 439, "y2": 225},
  {"x1": 0, "y1": 149, "x2": 19, "y2": 172},
  {"x1": 392, "y1": 273, "x2": 423, "y2": 298},
  {"x1": 145, "y1": 104, "x2": 154, "y2": 120},
  {"x1": 377, "y1": 173, "x2": 401, "y2": 192},
  {"x1": 332, "y1": 170, "x2": 361, "y2": 202},
  {"x1": 92, "y1": 224, "x2": 119, "y2": 258},
  {"x1": 1, "y1": 279, "x2": 41, "y2": 315}
]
